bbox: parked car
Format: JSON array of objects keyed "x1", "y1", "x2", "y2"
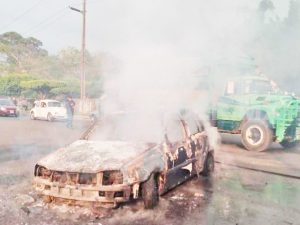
[
  {"x1": 30, "y1": 99, "x2": 67, "y2": 121},
  {"x1": 33, "y1": 112, "x2": 215, "y2": 209},
  {"x1": 0, "y1": 98, "x2": 19, "y2": 117}
]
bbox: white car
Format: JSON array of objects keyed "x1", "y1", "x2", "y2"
[{"x1": 30, "y1": 100, "x2": 67, "y2": 121}]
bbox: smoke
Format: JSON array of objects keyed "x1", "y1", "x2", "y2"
[
  {"x1": 94, "y1": 1, "x2": 257, "y2": 145},
  {"x1": 95, "y1": 0, "x2": 298, "y2": 145}
]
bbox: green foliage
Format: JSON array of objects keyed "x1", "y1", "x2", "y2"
[
  {"x1": 20, "y1": 79, "x2": 65, "y2": 97},
  {"x1": 50, "y1": 79, "x2": 80, "y2": 97},
  {"x1": 21, "y1": 89, "x2": 38, "y2": 99},
  {"x1": 0, "y1": 31, "x2": 107, "y2": 99},
  {"x1": 0, "y1": 73, "x2": 33, "y2": 96},
  {"x1": 0, "y1": 32, "x2": 48, "y2": 73}
]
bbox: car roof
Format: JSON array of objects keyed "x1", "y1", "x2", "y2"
[
  {"x1": 229, "y1": 75, "x2": 270, "y2": 82},
  {"x1": 36, "y1": 99, "x2": 60, "y2": 103}
]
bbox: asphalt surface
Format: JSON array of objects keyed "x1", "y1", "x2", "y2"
[
  {"x1": 0, "y1": 116, "x2": 299, "y2": 225},
  {"x1": 217, "y1": 134, "x2": 300, "y2": 178}
]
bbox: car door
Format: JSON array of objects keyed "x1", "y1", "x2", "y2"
[
  {"x1": 184, "y1": 117, "x2": 209, "y2": 174},
  {"x1": 216, "y1": 80, "x2": 247, "y2": 131},
  {"x1": 163, "y1": 118, "x2": 192, "y2": 190},
  {"x1": 40, "y1": 101, "x2": 48, "y2": 119},
  {"x1": 33, "y1": 101, "x2": 41, "y2": 118}
]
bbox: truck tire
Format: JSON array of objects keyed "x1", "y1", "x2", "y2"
[
  {"x1": 142, "y1": 173, "x2": 159, "y2": 209},
  {"x1": 241, "y1": 120, "x2": 273, "y2": 152},
  {"x1": 201, "y1": 152, "x2": 214, "y2": 177}
]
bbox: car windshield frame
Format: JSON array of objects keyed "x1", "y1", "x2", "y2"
[
  {"x1": 244, "y1": 79, "x2": 276, "y2": 95},
  {"x1": 47, "y1": 101, "x2": 62, "y2": 107}
]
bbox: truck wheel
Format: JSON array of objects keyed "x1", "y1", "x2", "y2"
[
  {"x1": 280, "y1": 140, "x2": 299, "y2": 148},
  {"x1": 142, "y1": 173, "x2": 159, "y2": 209},
  {"x1": 241, "y1": 120, "x2": 273, "y2": 152},
  {"x1": 47, "y1": 113, "x2": 54, "y2": 122},
  {"x1": 201, "y1": 152, "x2": 214, "y2": 177}
]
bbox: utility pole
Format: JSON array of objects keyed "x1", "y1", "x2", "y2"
[
  {"x1": 70, "y1": 0, "x2": 86, "y2": 100},
  {"x1": 81, "y1": 0, "x2": 86, "y2": 100}
]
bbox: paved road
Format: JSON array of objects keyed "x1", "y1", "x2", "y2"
[
  {"x1": 218, "y1": 134, "x2": 300, "y2": 177},
  {"x1": 0, "y1": 117, "x2": 299, "y2": 225}
]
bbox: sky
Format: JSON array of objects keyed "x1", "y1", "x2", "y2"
[{"x1": 0, "y1": 0, "x2": 290, "y2": 55}]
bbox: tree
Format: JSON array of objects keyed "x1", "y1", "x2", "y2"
[
  {"x1": 20, "y1": 79, "x2": 65, "y2": 98},
  {"x1": 0, "y1": 32, "x2": 106, "y2": 99},
  {"x1": 50, "y1": 79, "x2": 80, "y2": 97},
  {"x1": 57, "y1": 47, "x2": 81, "y2": 79},
  {"x1": 0, "y1": 32, "x2": 48, "y2": 73},
  {"x1": 0, "y1": 73, "x2": 33, "y2": 96}
]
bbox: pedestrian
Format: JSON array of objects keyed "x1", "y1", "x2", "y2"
[
  {"x1": 12, "y1": 97, "x2": 17, "y2": 106},
  {"x1": 65, "y1": 95, "x2": 75, "y2": 128}
]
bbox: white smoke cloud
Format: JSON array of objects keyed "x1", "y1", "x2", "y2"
[
  {"x1": 96, "y1": 1, "x2": 260, "y2": 143},
  {"x1": 95, "y1": 0, "x2": 295, "y2": 145}
]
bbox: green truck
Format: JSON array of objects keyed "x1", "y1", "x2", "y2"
[{"x1": 212, "y1": 75, "x2": 300, "y2": 151}]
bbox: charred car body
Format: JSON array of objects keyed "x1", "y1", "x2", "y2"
[{"x1": 33, "y1": 113, "x2": 214, "y2": 209}]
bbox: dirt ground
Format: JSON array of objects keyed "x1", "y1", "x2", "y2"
[{"x1": 0, "y1": 116, "x2": 300, "y2": 225}]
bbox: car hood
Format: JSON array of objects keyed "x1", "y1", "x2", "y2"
[
  {"x1": 0, "y1": 105, "x2": 16, "y2": 108},
  {"x1": 37, "y1": 140, "x2": 155, "y2": 173}
]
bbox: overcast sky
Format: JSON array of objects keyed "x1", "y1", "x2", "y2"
[{"x1": 0, "y1": 0, "x2": 290, "y2": 55}]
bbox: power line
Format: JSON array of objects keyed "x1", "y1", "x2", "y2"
[
  {"x1": 0, "y1": 0, "x2": 44, "y2": 32},
  {"x1": 29, "y1": 13, "x2": 70, "y2": 36},
  {"x1": 24, "y1": 7, "x2": 69, "y2": 36},
  {"x1": 30, "y1": 12, "x2": 70, "y2": 36}
]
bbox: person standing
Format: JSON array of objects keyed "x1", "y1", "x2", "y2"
[
  {"x1": 65, "y1": 95, "x2": 75, "y2": 128},
  {"x1": 12, "y1": 97, "x2": 17, "y2": 106}
]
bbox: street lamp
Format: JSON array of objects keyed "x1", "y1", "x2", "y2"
[{"x1": 69, "y1": 0, "x2": 86, "y2": 100}]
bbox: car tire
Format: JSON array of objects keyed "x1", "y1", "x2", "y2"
[
  {"x1": 47, "y1": 113, "x2": 54, "y2": 122},
  {"x1": 30, "y1": 112, "x2": 36, "y2": 120},
  {"x1": 241, "y1": 120, "x2": 273, "y2": 152},
  {"x1": 142, "y1": 173, "x2": 159, "y2": 209},
  {"x1": 201, "y1": 152, "x2": 214, "y2": 177}
]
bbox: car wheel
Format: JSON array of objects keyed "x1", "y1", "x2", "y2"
[
  {"x1": 30, "y1": 112, "x2": 36, "y2": 120},
  {"x1": 201, "y1": 152, "x2": 214, "y2": 177},
  {"x1": 47, "y1": 113, "x2": 54, "y2": 122},
  {"x1": 142, "y1": 173, "x2": 159, "y2": 209},
  {"x1": 241, "y1": 120, "x2": 273, "y2": 152}
]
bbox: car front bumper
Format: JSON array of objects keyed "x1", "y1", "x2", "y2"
[
  {"x1": 33, "y1": 176, "x2": 132, "y2": 208},
  {"x1": 0, "y1": 109, "x2": 17, "y2": 116}
]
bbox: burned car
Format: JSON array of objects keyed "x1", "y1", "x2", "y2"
[{"x1": 33, "y1": 113, "x2": 215, "y2": 209}]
